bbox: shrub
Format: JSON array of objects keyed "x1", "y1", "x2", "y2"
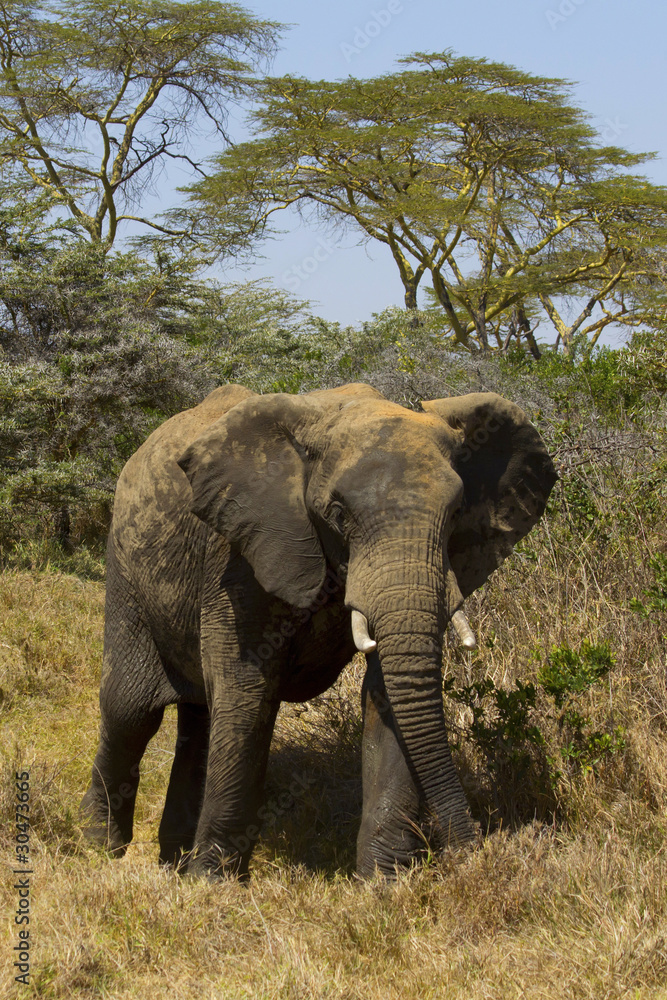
[
  {"x1": 444, "y1": 642, "x2": 627, "y2": 828},
  {"x1": 630, "y1": 554, "x2": 667, "y2": 617}
]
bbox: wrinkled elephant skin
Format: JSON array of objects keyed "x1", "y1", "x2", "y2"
[{"x1": 80, "y1": 382, "x2": 557, "y2": 878}]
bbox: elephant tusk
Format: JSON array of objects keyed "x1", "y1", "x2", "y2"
[
  {"x1": 451, "y1": 610, "x2": 477, "y2": 650},
  {"x1": 351, "y1": 610, "x2": 377, "y2": 653}
]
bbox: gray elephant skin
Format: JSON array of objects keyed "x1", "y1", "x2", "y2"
[{"x1": 80, "y1": 382, "x2": 557, "y2": 878}]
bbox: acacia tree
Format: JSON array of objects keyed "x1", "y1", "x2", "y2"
[
  {"x1": 0, "y1": 0, "x2": 278, "y2": 252},
  {"x1": 530, "y1": 178, "x2": 667, "y2": 354},
  {"x1": 187, "y1": 52, "x2": 667, "y2": 356}
]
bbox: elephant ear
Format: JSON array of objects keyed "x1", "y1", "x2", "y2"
[
  {"x1": 177, "y1": 394, "x2": 325, "y2": 609},
  {"x1": 422, "y1": 392, "x2": 557, "y2": 597}
]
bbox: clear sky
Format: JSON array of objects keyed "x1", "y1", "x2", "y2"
[{"x1": 182, "y1": 0, "x2": 667, "y2": 336}]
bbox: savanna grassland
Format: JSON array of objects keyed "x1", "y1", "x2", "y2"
[{"x1": 2, "y1": 348, "x2": 667, "y2": 1000}]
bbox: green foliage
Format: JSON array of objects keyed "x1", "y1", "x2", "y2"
[
  {"x1": 537, "y1": 643, "x2": 625, "y2": 781},
  {"x1": 445, "y1": 672, "x2": 551, "y2": 826},
  {"x1": 530, "y1": 339, "x2": 667, "y2": 416},
  {"x1": 445, "y1": 641, "x2": 625, "y2": 825},
  {"x1": 496, "y1": 344, "x2": 663, "y2": 555},
  {"x1": 498, "y1": 345, "x2": 636, "y2": 420},
  {"x1": 616, "y1": 328, "x2": 667, "y2": 409},
  {"x1": 0, "y1": 235, "x2": 220, "y2": 552},
  {"x1": 560, "y1": 477, "x2": 601, "y2": 537},
  {"x1": 538, "y1": 642, "x2": 615, "y2": 707},
  {"x1": 444, "y1": 676, "x2": 546, "y2": 796},
  {"x1": 210, "y1": 300, "x2": 440, "y2": 395},
  {"x1": 555, "y1": 725, "x2": 627, "y2": 776},
  {"x1": 630, "y1": 555, "x2": 667, "y2": 617},
  {"x1": 0, "y1": 536, "x2": 106, "y2": 578},
  {"x1": 0, "y1": 455, "x2": 110, "y2": 549}
]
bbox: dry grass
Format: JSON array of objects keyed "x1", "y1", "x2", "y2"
[
  {"x1": 1, "y1": 442, "x2": 666, "y2": 999},
  {"x1": 2, "y1": 818, "x2": 666, "y2": 998}
]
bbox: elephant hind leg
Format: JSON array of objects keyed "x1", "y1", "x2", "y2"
[
  {"x1": 80, "y1": 701, "x2": 164, "y2": 856},
  {"x1": 159, "y1": 702, "x2": 210, "y2": 869},
  {"x1": 80, "y1": 598, "x2": 170, "y2": 855}
]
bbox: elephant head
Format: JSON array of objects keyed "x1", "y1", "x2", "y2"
[{"x1": 177, "y1": 383, "x2": 557, "y2": 872}]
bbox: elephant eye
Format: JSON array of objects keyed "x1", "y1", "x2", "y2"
[{"x1": 327, "y1": 499, "x2": 346, "y2": 532}]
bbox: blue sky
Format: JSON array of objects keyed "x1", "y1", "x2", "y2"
[{"x1": 187, "y1": 0, "x2": 667, "y2": 338}]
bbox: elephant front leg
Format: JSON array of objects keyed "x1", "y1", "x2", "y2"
[
  {"x1": 187, "y1": 684, "x2": 280, "y2": 879},
  {"x1": 357, "y1": 651, "x2": 426, "y2": 878},
  {"x1": 186, "y1": 549, "x2": 284, "y2": 879}
]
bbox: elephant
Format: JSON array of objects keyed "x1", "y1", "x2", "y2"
[{"x1": 80, "y1": 382, "x2": 557, "y2": 878}]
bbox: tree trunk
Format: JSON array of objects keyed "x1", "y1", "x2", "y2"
[{"x1": 403, "y1": 281, "x2": 421, "y2": 327}]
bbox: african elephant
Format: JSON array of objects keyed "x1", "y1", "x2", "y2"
[{"x1": 80, "y1": 382, "x2": 557, "y2": 878}]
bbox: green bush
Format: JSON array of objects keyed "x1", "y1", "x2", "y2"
[
  {"x1": 537, "y1": 643, "x2": 626, "y2": 781},
  {"x1": 444, "y1": 641, "x2": 626, "y2": 827},
  {"x1": 630, "y1": 554, "x2": 667, "y2": 617},
  {"x1": 538, "y1": 642, "x2": 614, "y2": 705}
]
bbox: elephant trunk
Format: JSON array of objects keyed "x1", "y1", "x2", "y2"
[
  {"x1": 374, "y1": 608, "x2": 475, "y2": 846},
  {"x1": 351, "y1": 551, "x2": 477, "y2": 866}
]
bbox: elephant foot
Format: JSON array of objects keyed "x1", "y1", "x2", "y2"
[
  {"x1": 79, "y1": 787, "x2": 130, "y2": 857},
  {"x1": 184, "y1": 843, "x2": 250, "y2": 881},
  {"x1": 357, "y1": 812, "x2": 480, "y2": 879},
  {"x1": 356, "y1": 824, "x2": 428, "y2": 880},
  {"x1": 158, "y1": 841, "x2": 194, "y2": 871}
]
